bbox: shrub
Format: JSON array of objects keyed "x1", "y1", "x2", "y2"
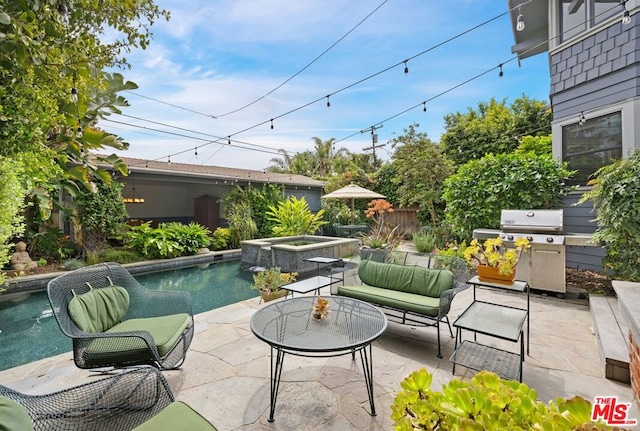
[
  {"x1": 579, "y1": 150, "x2": 640, "y2": 281},
  {"x1": 391, "y1": 369, "x2": 614, "y2": 430},
  {"x1": 211, "y1": 227, "x2": 232, "y2": 250},
  {"x1": 443, "y1": 152, "x2": 574, "y2": 239},
  {"x1": 63, "y1": 258, "x2": 85, "y2": 271},
  {"x1": 413, "y1": 230, "x2": 437, "y2": 253},
  {"x1": 30, "y1": 226, "x2": 79, "y2": 262},
  {"x1": 124, "y1": 222, "x2": 210, "y2": 259},
  {"x1": 86, "y1": 248, "x2": 141, "y2": 265}
]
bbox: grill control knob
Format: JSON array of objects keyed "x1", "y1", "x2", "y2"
[
  {"x1": 527, "y1": 235, "x2": 533, "y2": 241},
  {"x1": 507, "y1": 234, "x2": 514, "y2": 241},
  {"x1": 546, "y1": 237, "x2": 554, "y2": 243}
]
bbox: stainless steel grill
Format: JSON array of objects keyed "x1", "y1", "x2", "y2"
[{"x1": 473, "y1": 209, "x2": 566, "y2": 295}]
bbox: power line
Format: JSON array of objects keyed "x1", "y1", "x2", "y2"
[
  {"x1": 124, "y1": 91, "x2": 217, "y2": 119},
  {"x1": 213, "y1": 0, "x2": 391, "y2": 118}
]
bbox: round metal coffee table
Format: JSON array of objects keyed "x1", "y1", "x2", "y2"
[{"x1": 250, "y1": 296, "x2": 387, "y2": 422}]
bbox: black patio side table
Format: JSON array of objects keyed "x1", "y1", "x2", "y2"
[{"x1": 250, "y1": 296, "x2": 388, "y2": 422}]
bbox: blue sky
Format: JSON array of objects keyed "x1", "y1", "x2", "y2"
[{"x1": 104, "y1": 0, "x2": 551, "y2": 171}]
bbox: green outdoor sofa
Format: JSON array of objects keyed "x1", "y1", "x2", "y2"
[
  {"x1": 0, "y1": 366, "x2": 216, "y2": 431},
  {"x1": 331, "y1": 258, "x2": 469, "y2": 358}
]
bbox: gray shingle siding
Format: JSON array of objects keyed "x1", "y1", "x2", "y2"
[
  {"x1": 561, "y1": 193, "x2": 606, "y2": 271},
  {"x1": 550, "y1": 14, "x2": 640, "y2": 120}
]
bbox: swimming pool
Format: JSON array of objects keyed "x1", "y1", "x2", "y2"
[{"x1": 0, "y1": 260, "x2": 258, "y2": 372}]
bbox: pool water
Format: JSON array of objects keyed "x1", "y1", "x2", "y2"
[{"x1": 0, "y1": 260, "x2": 257, "y2": 372}]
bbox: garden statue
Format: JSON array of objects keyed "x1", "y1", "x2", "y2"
[{"x1": 11, "y1": 241, "x2": 38, "y2": 271}]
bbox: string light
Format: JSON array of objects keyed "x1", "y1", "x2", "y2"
[
  {"x1": 168, "y1": 155, "x2": 171, "y2": 164},
  {"x1": 70, "y1": 87, "x2": 78, "y2": 103},
  {"x1": 403, "y1": 60, "x2": 409, "y2": 74},
  {"x1": 145, "y1": 160, "x2": 149, "y2": 168},
  {"x1": 578, "y1": 111, "x2": 586, "y2": 125},
  {"x1": 270, "y1": 119, "x2": 274, "y2": 130},
  {"x1": 422, "y1": 102, "x2": 427, "y2": 112},
  {"x1": 622, "y1": 1, "x2": 631, "y2": 24},
  {"x1": 498, "y1": 64, "x2": 504, "y2": 77},
  {"x1": 326, "y1": 95, "x2": 331, "y2": 108},
  {"x1": 516, "y1": 5, "x2": 525, "y2": 31},
  {"x1": 228, "y1": 136, "x2": 231, "y2": 145},
  {"x1": 194, "y1": 147, "x2": 198, "y2": 157}
]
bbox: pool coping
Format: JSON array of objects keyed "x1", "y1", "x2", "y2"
[{"x1": 3, "y1": 249, "x2": 242, "y2": 295}]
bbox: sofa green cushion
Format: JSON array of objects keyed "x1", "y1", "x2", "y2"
[
  {"x1": 0, "y1": 396, "x2": 34, "y2": 431},
  {"x1": 68, "y1": 285, "x2": 130, "y2": 333},
  {"x1": 132, "y1": 401, "x2": 217, "y2": 431},
  {"x1": 357, "y1": 259, "x2": 454, "y2": 297},
  {"x1": 337, "y1": 284, "x2": 441, "y2": 317}
]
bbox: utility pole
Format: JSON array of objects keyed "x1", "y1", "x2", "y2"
[{"x1": 361, "y1": 125, "x2": 385, "y2": 168}]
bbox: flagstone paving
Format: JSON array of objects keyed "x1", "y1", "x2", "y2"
[{"x1": 1, "y1": 275, "x2": 638, "y2": 430}]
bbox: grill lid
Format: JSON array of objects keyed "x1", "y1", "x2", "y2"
[{"x1": 500, "y1": 209, "x2": 563, "y2": 233}]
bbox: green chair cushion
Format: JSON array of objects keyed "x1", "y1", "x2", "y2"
[
  {"x1": 357, "y1": 260, "x2": 454, "y2": 297},
  {"x1": 337, "y1": 284, "x2": 441, "y2": 317},
  {"x1": 108, "y1": 314, "x2": 191, "y2": 357},
  {"x1": 0, "y1": 396, "x2": 34, "y2": 431},
  {"x1": 81, "y1": 314, "x2": 190, "y2": 366},
  {"x1": 132, "y1": 401, "x2": 217, "y2": 431},
  {"x1": 68, "y1": 285, "x2": 130, "y2": 333}
]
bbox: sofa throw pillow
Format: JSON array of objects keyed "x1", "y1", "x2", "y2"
[
  {"x1": 0, "y1": 395, "x2": 34, "y2": 431},
  {"x1": 68, "y1": 285, "x2": 130, "y2": 333}
]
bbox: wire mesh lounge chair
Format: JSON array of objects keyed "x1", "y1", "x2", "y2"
[
  {"x1": 47, "y1": 262, "x2": 194, "y2": 370},
  {"x1": 0, "y1": 366, "x2": 216, "y2": 431}
]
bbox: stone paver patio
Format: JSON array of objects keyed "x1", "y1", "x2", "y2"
[{"x1": 1, "y1": 269, "x2": 638, "y2": 430}]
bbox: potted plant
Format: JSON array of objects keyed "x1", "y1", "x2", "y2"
[
  {"x1": 463, "y1": 236, "x2": 530, "y2": 284},
  {"x1": 252, "y1": 267, "x2": 297, "y2": 302}
]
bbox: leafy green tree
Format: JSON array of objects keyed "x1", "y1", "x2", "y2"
[
  {"x1": 390, "y1": 124, "x2": 454, "y2": 225},
  {"x1": 443, "y1": 152, "x2": 574, "y2": 239},
  {"x1": 515, "y1": 135, "x2": 552, "y2": 156},
  {"x1": 73, "y1": 181, "x2": 129, "y2": 254},
  {"x1": 579, "y1": 150, "x2": 640, "y2": 281},
  {"x1": 441, "y1": 96, "x2": 551, "y2": 165},
  {"x1": 372, "y1": 163, "x2": 401, "y2": 206},
  {"x1": 222, "y1": 185, "x2": 283, "y2": 238}
]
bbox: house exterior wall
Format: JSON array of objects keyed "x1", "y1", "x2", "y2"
[
  {"x1": 545, "y1": 7, "x2": 640, "y2": 271},
  {"x1": 561, "y1": 192, "x2": 607, "y2": 271}
]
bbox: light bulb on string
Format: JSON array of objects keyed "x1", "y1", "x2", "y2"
[
  {"x1": 145, "y1": 161, "x2": 149, "y2": 168},
  {"x1": 227, "y1": 136, "x2": 231, "y2": 145},
  {"x1": 70, "y1": 87, "x2": 78, "y2": 103},
  {"x1": 578, "y1": 111, "x2": 586, "y2": 125},
  {"x1": 423, "y1": 102, "x2": 427, "y2": 112},
  {"x1": 516, "y1": 6, "x2": 525, "y2": 31},
  {"x1": 498, "y1": 64, "x2": 504, "y2": 77},
  {"x1": 403, "y1": 60, "x2": 409, "y2": 74},
  {"x1": 194, "y1": 147, "x2": 198, "y2": 157},
  {"x1": 270, "y1": 119, "x2": 274, "y2": 130},
  {"x1": 168, "y1": 155, "x2": 171, "y2": 164},
  {"x1": 76, "y1": 126, "x2": 83, "y2": 139},
  {"x1": 326, "y1": 95, "x2": 331, "y2": 108}
]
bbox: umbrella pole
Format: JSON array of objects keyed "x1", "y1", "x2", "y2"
[{"x1": 351, "y1": 199, "x2": 355, "y2": 225}]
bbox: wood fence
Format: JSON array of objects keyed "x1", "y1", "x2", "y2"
[{"x1": 387, "y1": 207, "x2": 421, "y2": 236}]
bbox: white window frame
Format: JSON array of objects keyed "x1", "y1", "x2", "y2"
[
  {"x1": 551, "y1": 99, "x2": 639, "y2": 188},
  {"x1": 550, "y1": 0, "x2": 638, "y2": 53}
]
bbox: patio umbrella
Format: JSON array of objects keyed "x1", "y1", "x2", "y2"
[{"x1": 321, "y1": 184, "x2": 385, "y2": 225}]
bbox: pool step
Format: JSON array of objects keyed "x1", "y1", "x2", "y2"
[{"x1": 590, "y1": 295, "x2": 630, "y2": 383}]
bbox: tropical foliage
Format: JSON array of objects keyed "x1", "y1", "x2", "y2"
[
  {"x1": 124, "y1": 222, "x2": 210, "y2": 259},
  {"x1": 266, "y1": 196, "x2": 327, "y2": 236},
  {"x1": 579, "y1": 150, "x2": 640, "y2": 281}
]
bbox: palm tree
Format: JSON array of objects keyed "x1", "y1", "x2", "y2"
[{"x1": 310, "y1": 137, "x2": 336, "y2": 177}]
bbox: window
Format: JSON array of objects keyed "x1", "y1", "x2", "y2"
[
  {"x1": 559, "y1": 0, "x2": 621, "y2": 43},
  {"x1": 562, "y1": 111, "x2": 622, "y2": 185}
]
